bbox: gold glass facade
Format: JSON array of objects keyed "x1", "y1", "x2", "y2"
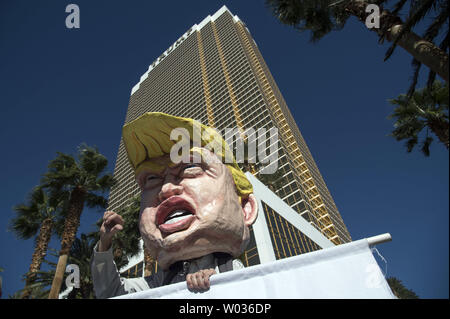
[
  {"x1": 110, "y1": 7, "x2": 351, "y2": 277},
  {"x1": 261, "y1": 202, "x2": 322, "y2": 259}
]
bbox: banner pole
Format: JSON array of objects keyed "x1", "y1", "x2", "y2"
[{"x1": 366, "y1": 233, "x2": 392, "y2": 246}]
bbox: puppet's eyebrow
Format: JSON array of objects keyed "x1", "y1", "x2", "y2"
[
  {"x1": 190, "y1": 147, "x2": 222, "y2": 166},
  {"x1": 191, "y1": 148, "x2": 225, "y2": 178}
]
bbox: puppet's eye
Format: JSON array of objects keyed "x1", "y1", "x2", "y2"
[
  {"x1": 181, "y1": 164, "x2": 203, "y2": 177},
  {"x1": 140, "y1": 174, "x2": 162, "y2": 189},
  {"x1": 183, "y1": 164, "x2": 199, "y2": 170}
]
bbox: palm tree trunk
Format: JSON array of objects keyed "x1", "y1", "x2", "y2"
[
  {"x1": 48, "y1": 254, "x2": 68, "y2": 299},
  {"x1": 48, "y1": 187, "x2": 86, "y2": 299},
  {"x1": 21, "y1": 218, "x2": 53, "y2": 299},
  {"x1": 345, "y1": 1, "x2": 449, "y2": 82}
]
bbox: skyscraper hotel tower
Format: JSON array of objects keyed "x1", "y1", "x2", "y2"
[{"x1": 108, "y1": 6, "x2": 352, "y2": 274}]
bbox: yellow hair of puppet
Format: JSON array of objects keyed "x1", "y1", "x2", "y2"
[{"x1": 122, "y1": 112, "x2": 253, "y2": 197}]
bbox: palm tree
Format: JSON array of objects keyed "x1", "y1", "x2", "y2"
[
  {"x1": 9, "y1": 254, "x2": 56, "y2": 299},
  {"x1": 107, "y1": 195, "x2": 142, "y2": 271},
  {"x1": 387, "y1": 276, "x2": 419, "y2": 298},
  {"x1": 265, "y1": 0, "x2": 449, "y2": 83},
  {"x1": 15, "y1": 234, "x2": 98, "y2": 299},
  {"x1": 9, "y1": 186, "x2": 65, "y2": 299},
  {"x1": 42, "y1": 144, "x2": 115, "y2": 299},
  {"x1": 380, "y1": 0, "x2": 449, "y2": 96},
  {"x1": 63, "y1": 233, "x2": 98, "y2": 299},
  {"x1": 12, "y1": 236, "x2": 95, "y2": 299},
  {"x1": 257, "y1": 168, "x2": 286, "y2": 192},
  {"x1": 388, "y1": 80, "x2": 448, "y2": 155},
  {"x1": 114, "y1": 195, "x2": 158, "y2": 277},
  {"x1": 92, "y1": 194, "x2": 150, "y2": 279},
  {"x1": 8, "y1": 284, "x2": 50, "y2": 299},
  {"x1": 19, "y1": 229, "x2": 137, "y2": 299}
]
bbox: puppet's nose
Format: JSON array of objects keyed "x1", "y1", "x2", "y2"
[{"x1": 158, "y1": 182, "x2": 183, "y2": 202}]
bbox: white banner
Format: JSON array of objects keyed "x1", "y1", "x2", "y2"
[{"x1": 113, "y1": 239, "x2": 395, "y2": 299}]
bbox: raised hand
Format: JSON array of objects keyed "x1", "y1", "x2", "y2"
[{"x1": 98, "y1": 211, "x2": 124, "y2": 252}]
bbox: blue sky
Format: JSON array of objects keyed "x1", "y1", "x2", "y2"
[{"x1": 0, "y1": 1, "x2": 448, "y2": 298}]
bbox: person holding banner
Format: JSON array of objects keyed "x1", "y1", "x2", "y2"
[{"x1": 91, "y1": 112, "x2": 258, "y2": 298}]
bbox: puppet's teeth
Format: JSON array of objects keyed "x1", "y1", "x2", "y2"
[
  {"x1": 163, "y1": 214, "x2": 191, "y2": 225},
  {"x1": 164, "y1": 210, "x2": 192, "y2": 224}
]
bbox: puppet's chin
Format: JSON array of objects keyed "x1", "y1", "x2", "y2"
[{"x1": 152, "y1": 230, "x2": 246, "y2": 270}]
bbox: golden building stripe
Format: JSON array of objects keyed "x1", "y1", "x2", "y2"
[
  {"x1": 235, "y1": 21, "x2": 341, "y2": 245},
  {"x1": 211, "y1": 21, "x2": 245, "y2": 137},
  {"x1": 196, "y1": 30, "x2": 216, "y2": 127}
]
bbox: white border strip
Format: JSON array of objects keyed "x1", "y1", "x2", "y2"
[
  {"x1": 118, "y1": 239, "x2": 144, "y2": 274},
  {"x1": 246, "y1": 172, "x2": 335, "y2": 264}
]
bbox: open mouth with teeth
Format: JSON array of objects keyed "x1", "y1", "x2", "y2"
[
  {"x1": 156, "y1": 197, "x2": 196, "y2": 234},
  {"x1": 163, "y1": 210, "x2": 192, "y2": 224}
]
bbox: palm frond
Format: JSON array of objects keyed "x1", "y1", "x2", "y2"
[
  {"x1": 9, "y1": 186, "x2": 64, "y2": 239},
  {"x1": 78, "y1": 144, "x2": 109, "y2": 177},
  {"x1": 93, "y1": 174, "x2": 116, "y2": 192},
  {"x1": 420, "y1": 135, "x2": 434, "y2": 156},
  {"x1": 388, "y1": 80, "x2": 449, "y2": 155},
  {"x1": 265, "y1": 0, "x2": 350, "y2": 42},
  {"x1": 84, "y1": 193, "x2": 108, "y2": 210},
  {"x1": 422, "y1": 2, "x2": 449, "y2": 41},
  {"x1": 407, "y1": 58, "x2": 422, "y2": 98},
  {"x1": 8, "y1": 211, "x2": 41, "y2": 239},
  {"x1": 405, "y1": 135, "x2": 419, "y2": 152},
  {"x1": 392, "y1": 0, "x2": 409, "y2": 15}
]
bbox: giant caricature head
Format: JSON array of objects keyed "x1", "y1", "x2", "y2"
[{"x1": 122, "y1": 112, "x2": 258, "y2": 269}]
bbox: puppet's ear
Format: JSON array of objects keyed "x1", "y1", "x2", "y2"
[{"x1": 241, "y1": 194, "x2": 258, "y2": 226}]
